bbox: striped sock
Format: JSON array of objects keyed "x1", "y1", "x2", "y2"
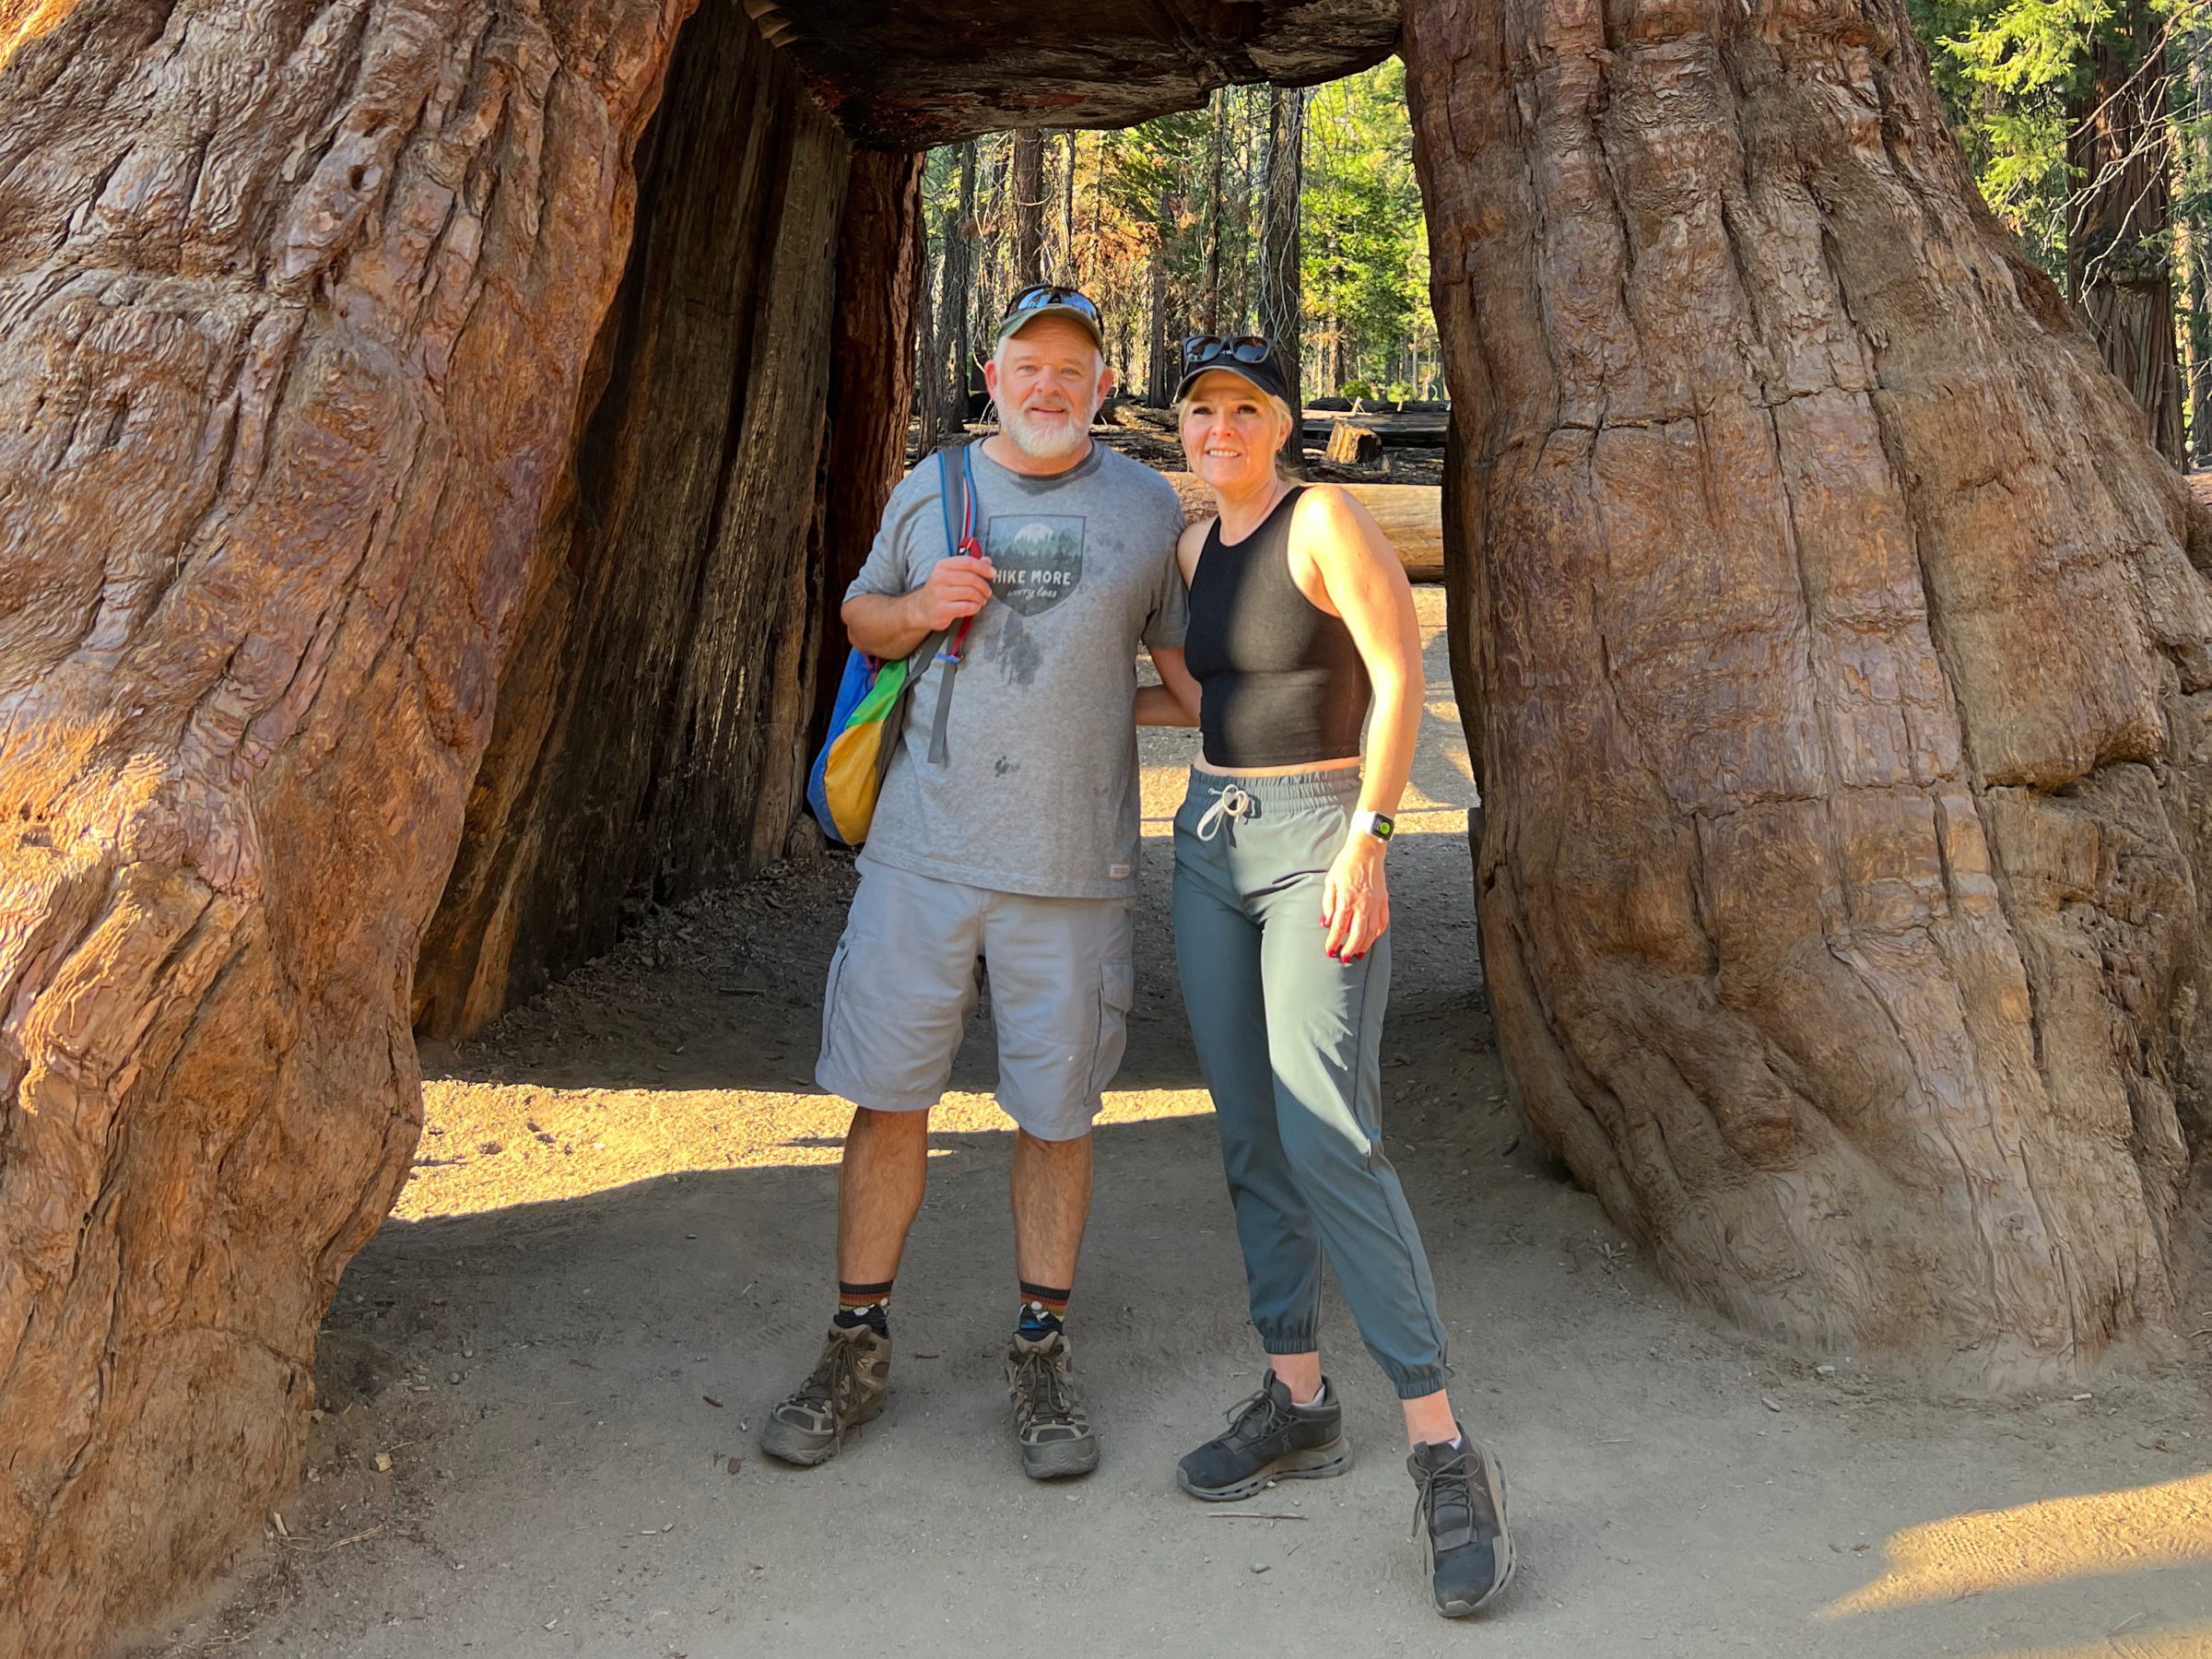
[
  {"x1": 1018, "y1": 1280, "x2": 1070, "y2": 1337},
  {"x1": 833, "y1": 1280, "x2": 892, "y2": 1337}
]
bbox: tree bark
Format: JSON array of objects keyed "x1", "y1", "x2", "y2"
[
  {"x1": 1405, "y1": 0, "x2": 2212, "y2": 1383},
  {"x1": 936, "y1": 140, "x2": 978, "y2": 436},
  {"x1": 1147, "y1": 180, "x2": 1178, "y2": 405},
  {"x1": 813, "y1": 151, "x2": 927, "y2": 751},
  {"x1": 1011, "y1": 127, "x2": 1044, "y2": 289},
  {"x1": 411, "y1": 3, "x2": 855, "y2": 1038},
  {"x1": 1202, "y1": 89, "x2": 1228, "y2": 335},
  {"x1": 2067, "y1": 0, "x2": 2186, "y2": 466},
  {"x1": 0, "y1": 0, "x2": 692, "y2": 1642},
  {"x1": 1258, "y1": 86, "x2": 1305, "y2": 459}
]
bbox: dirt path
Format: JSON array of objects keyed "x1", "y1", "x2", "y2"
[{"x1": 156, "y1": 594, "x2": 2212, "y2": 1659}]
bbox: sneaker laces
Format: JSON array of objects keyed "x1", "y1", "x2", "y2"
[
  {"x1": 1194, "y1": 783, "x2": 1253, "y2": 841},
  {"x1": 1410, "y1": 1444, "x2": 1485, "y2": 1546},
  {"x1": 1218, "y1": 1382, "x2": 1296, "y2": 1448},
  {"x1": 1010, "y1": 1343, "x2": 1077, "y2": 1426},
  {"x1": 794, "y1": 1333, "x2": 870, "y2": 1446}
]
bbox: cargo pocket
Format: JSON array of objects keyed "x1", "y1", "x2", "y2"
[
  {"x1": 1086, "y1": 959, "x2": 1136, "y2": 1097},
  {"x1": 818, "y1": 938, "x2": 852, "y2": 1075}
]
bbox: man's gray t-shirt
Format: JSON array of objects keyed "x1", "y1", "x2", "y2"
[{"x1": 846, "y1": 442, "x2": 1187, "y2": 901}]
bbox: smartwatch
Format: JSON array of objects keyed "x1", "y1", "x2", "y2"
[{"x1": 1351, "y1": 809, "x2": 1394, "y2": 843}]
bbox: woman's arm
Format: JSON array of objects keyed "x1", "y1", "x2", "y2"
[
  {"x1": 1293, "y1": 486, "x2": 1424, "y2": 962},
  {"x1": 1137, "y1": 647, "x2": 1201, "y2": 726}
]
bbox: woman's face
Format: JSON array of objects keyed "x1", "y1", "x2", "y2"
[{"x1": 1180, "y1": 371, "x2": 1289, "y2": 494}]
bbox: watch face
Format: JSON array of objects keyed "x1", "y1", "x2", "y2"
[{"x1": 1375, "y1": 817, "x2": 1394, "y2": 840}]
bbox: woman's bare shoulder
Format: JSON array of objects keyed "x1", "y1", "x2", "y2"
[{"x1": 1175, "y1": 512, "x2": 1215, "y2": 578}]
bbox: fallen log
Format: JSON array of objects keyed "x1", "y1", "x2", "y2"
[{"x1": 1161, "y1": 474, "x2": 1444, "y2": 582}]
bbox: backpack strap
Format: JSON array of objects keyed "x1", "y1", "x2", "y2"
[{"x1": 925, "y1": 443, "x2": 984, "y2": 766}]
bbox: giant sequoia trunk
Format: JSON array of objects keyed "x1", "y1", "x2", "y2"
[
  {"x1": 410, "y1": 4, "x2": 919, "y2": 1036},
  {"x1": 1405, "y1": 0, "x2": 2212, "y2": 1383},
  {"x1": 0, "y1": 0, "x2": 696, "y2": 1644}
]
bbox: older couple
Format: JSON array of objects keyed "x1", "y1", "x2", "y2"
[{"x1": 759, "y1": 285, "x2": 1513, "y2": 1619}]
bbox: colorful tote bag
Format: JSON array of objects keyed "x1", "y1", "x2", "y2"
[{"x1": 806, "y1": 445, "x2": 982, "y2": 847}]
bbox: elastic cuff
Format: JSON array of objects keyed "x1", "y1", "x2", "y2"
[
  {"x1": 1384, "y1": 1365, "x2": 1451, "y2": 1402},
  {"x1": 1258, "y1": 1332, "x2": 1321, "y2": 1357}
]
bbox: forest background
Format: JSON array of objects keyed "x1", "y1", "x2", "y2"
[{"x1": 913, "y1": 10, "x2": 2212, "y2": 467}]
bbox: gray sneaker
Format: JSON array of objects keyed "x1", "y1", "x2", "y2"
[
  {"x1": 758, "y1": 1323, "x2": 890, "y2": 1466},
  {"x1": 1005, "y1": 1328, "x2": 1099, "y2": 1479}
]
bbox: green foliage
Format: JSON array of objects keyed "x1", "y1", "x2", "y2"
[
  {"x1": 1909, "y1": 0, "x2": 2101, "y2": 273},
  {"x1": 1301, "y1": 61, "x2": 1438, "y2": 396}
]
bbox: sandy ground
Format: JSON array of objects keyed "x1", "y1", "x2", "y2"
[{"x1": 150, "y1": 593, "x2": 2212, "y2": 1659}]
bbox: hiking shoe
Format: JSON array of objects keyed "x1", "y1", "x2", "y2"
[
  {"x1": 1408, "y1": 1429, "x2": 1514, "y2": 1617},
  {"x1": 758, "y1": 1323, "x2": 890, "y2": 1466},
  {"x1": 1006, "y1": 1328, "x2": 1098, "y2": 1479},
  {"x1": 1176, "y1": 1371, "x2": 1353, "y2": 1501}
]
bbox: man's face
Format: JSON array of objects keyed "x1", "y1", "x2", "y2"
[{"x1": 986, "y1": 316, "x2": 1112, "y2": 462}]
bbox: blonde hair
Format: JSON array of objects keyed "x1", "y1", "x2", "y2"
[{"x1": 1175, "y1": 382, "x2": 1297, "y2": 477}]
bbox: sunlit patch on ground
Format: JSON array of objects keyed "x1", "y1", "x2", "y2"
[
  {"x1": 1824, "y1": 1471, "x2": 2212, "y2": 1618},
  {"x1": 395, "y1": 1081, "x2": 1216, "y2": 1220},
  {"x1": 1972, "y1": 1621, "x2": 2212, "y2": 1657}
]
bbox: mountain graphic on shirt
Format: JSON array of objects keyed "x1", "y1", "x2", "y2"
[{"x1": 986, "y1": 515, "x2": 1085, "y2": 617}]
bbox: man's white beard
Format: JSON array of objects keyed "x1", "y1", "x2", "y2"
[{"x1": 1001, "y1": 400, "x2": 1092, "y2": 461}]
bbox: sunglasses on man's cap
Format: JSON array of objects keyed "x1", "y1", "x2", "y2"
[
  {"x1": 996, "y1": 284, "x2": 1106, "y2": 348},
  {"x1": 1006, "y1": 284, "x2": 1100, "y2": 323}
]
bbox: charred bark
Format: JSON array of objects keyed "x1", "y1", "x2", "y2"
[
  {"x1": 1406, "y1": 0, "x2": 2212, "y2": 1383},
  {"x1": 813, "y1": 151, "x2": 927, "y2": 751},
  {"x1": 1258, "y1": 86, "x2": 1305, "y2": 455},
  {"x1": 412, "y1": 0, "x2": 856, "y2": 1038},
  {"x1": 1011, "y1": 128, "x2": 1045, "y2": 288},
  {"x1": 0, "y1": 0, "x2": 694, "y2": 1643}
]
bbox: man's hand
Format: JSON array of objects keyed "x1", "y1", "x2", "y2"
[
  {"x1": 1320, "y1": 832, "x2": 1389, "y2": 962},
  {"x1": 843, "y1": 555, "x2": 997, "y2": 660},
  {"x1": 912, "y1": 553, "x2": 996, "y2": 631}
]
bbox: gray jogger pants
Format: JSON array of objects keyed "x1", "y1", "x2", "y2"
[{"x1": 1171, "y1": 767, "x2": 1450, "y2": 1401}]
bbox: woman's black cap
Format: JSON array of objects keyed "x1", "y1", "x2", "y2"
[{"x1": 1172, "y1": 335, "x2": 1293, "y2": 407}]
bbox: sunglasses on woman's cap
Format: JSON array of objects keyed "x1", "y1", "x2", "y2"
[
  {"x1": 996, "y1": 284, "x2": 1105, "y2": 348},
  {"x1": 1173, "y1": 335, "x2": 1292, "y2": 406},
  {"x1": 1182, "y1": 335, "x2": 1271, "y2": 371}
]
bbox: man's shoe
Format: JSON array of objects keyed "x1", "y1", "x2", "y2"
[
  {"x1": 1408, "y1": 1429, "x2": 1514, "y2": 1617},
  {"x1": 1006, "y1": 1328, "x2": 1099, "y2": 1479},
  {"x1": 758, "y1": 1323, "x2": 891, "y2": 1466},
  {"x1": 1176, "y1": 1371, "x2": 1353, "y2": 1501}
]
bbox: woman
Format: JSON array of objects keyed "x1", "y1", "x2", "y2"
[{"x1": 1165, "y1": 337, "x2": 1513, "y2": 1619}]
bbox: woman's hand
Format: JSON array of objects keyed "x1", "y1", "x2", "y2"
[{"x1": 1321, "y1": 833, "x2": 1390, "y2": 962}]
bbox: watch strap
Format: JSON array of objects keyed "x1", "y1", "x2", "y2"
[{"x1": 1352, "y1": 809, "x2": 1394, "y2": 842}]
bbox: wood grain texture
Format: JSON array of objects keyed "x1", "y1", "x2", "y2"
[
  {"x1": 410, "y1": 1, "x2": 855, "y2": 1038},
  {"x1": 0, "y1": 0, "x2": 696, "y2": 1645},
  {"x1": 1404, "y1": 0, "x2": 2212, "y2": 1384},
  {"x1": 811, "y1": 148, "x2": 925, "y2": 753},
  {"x1": 759, "y1": 0, "x2": 1404, "y2": 147}
]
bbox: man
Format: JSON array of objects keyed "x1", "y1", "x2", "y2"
[{"x1": 760, "y1": 286, "x2": 1198, "y2": 1479}]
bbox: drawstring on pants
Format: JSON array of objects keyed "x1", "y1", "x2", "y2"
[{"x1": 1195, "y1": 783, "x2": 1255, "y2": 841}]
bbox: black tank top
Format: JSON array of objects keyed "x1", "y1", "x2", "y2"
[{"x1": 1183, "y1": 487, "x2": 1371, "y2": 768}]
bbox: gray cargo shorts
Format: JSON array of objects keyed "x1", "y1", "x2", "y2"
[{"x1": 816, "y1": 859, "x2": 1136, "y2": 1141}]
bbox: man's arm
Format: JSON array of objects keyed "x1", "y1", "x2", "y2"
[
  {"x1": 842, "y1": 554, "x2": 998, "y2": 660},
  {"x1": 1136, "y1": 647, "x2": 1199, "y2": 727}
]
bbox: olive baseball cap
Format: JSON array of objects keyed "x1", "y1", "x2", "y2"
[{"x1": 996, "y1": 284, "x2": 1106, "y2": 351}]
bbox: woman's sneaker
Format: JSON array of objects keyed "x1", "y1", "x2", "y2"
[
  {"x1": 1176, "y1": 1372, "x2": 1353, "y2": 1500},
  {"x1": 1408, "y1": 1429, "x2": 1514, "y2": 1617},
  {"x1": 1006, "y1": 1328, "x2": 1099, "y2": 1478},
  {"x1": 758, "y1": 1323, "x2": 891, "y2": 1466}
]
